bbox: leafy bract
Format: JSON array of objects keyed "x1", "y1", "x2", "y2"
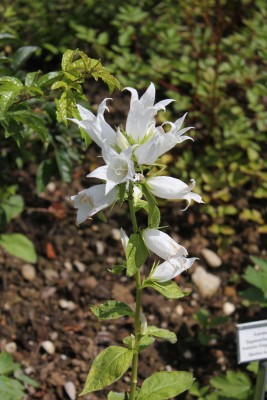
[
  {"x1": 80, "y1": 346, "x2": 133, "y2": 395},
  {"x1": 126, "y1": 233, "x2": 148, "y2": 276},
  {"x1": 90, "y1": 300, "x2": 134, "y2": 320},
  {"x1": 143, "y1": 279, "x2": 189, "y2": 299},
  {"x1": 0, "y1": 234, "x2": 37, "y2": 263},
  {"x1": 138, "y1": 371, "x2": 194, "y2": 400},
  {"x1": 146, "y1": 326, "x2": 177, "y2": 344}
]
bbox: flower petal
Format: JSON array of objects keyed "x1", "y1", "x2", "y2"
[{"x1": 143, "y1": 228, "x2": 188, "y2": 259}]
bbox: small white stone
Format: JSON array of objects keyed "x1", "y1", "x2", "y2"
[
  {"x1": 21, "y1": 264, "x2": 36, "y2": 281},
  {"x1": 64, "y1": 261, "x2": 73, "y2": 271},
  {"x1": 111, "y1": 228, "x2": 121, "y2": 241},
  {"x1": 41, "y1": 340, "x2": 55, "y2": 355},
  {"x1": 183, "y1": 350, "x2": 193, "y2": 359},
  {"x1": 223, "y1": 302, "x2": 235, "y2": 315},
  {"x1": 96, "y1": 241, "x2": 105, "y2": 255},
  {"x1": 46, "y1": 182, "x2": 56, "y2": 192},
  {"x1": 201, "y1": 248, "x2": 222, "y2": 268},
  {"x1": 59, "y1": 299, "x2": 76, "y2": 311},
  {"x1": 64, "y1": 381, "x2": 76, "y2": 400},
  {"x1": 5, "y1": 342, "x2": 17, "y2": 353},
  {"x1": 192, "y1": 266, "x2": 221, "y2": 298},
  {"x1": 174, "y1": 304, "x2": 184, "y2": 316},
  {"x1": 73, "y1": 260, "x2": 86, "y2": 272}
]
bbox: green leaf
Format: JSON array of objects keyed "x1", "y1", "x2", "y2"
[
  {"x1": 143, "y1": 185, "x2": 160, "y2": 228},
  {"x1": 90, "y1": 300, "x2": 134, "y2": 320},
  {"x1": 80, "y1": 346, "x2": 133, "y2": 395},
  {"x1": 11, "y1": 46, "x2": 38, "y2": 70},
  {"x1": 15, "y1": 371, "x2": 39, "y2": 388},
  {"x1": 126, "y1": 233, "x2": 148, "y2": 277},
  {"x1": 139, "y1": 336, "x2": 155, "y2": 351},
  {"x1": 250, "y1": 256, "x2": 267, "y2": 272},
  {"x1": 0, "y1": 76, "x2": 24, "y2": 89},
  {"x1": 138, "y1": 371, "x2": 194, "y2": 400},
  {"x1": 108, "y1": 392, "x2": 126, "y2": 400},
  {"x1": 36, "y1": 159, "x2": 56, "y2": 194},
  {"x1": 123, "y1": 335, "x2": 155, "y2": 351},
  {"x1": 1, "y1": 195, "x2": 24, "y2": 222},
  {"x1": 0, "y1": 353, "x2": 18, "y2": 375},
  {"x1": 243, "y1": 266, "x2": 267, "y2": 292},
  {"x1": 55, "y1": 90, "x2": 76, "y2": 123},
  {"x1": 38, "y1": 71, "x2": 63, "y2": 88},
  {"x1": 210, "y1": 370, "x2": 252, "y2": 399},
  {"x1": 0, "y1": 234, "x2": 37, "y2": 263},
  {"x1": 143, "y1": 280, "x2": 189, "y2": 299},
  {"x1": 146, "y1": 326, "x2": 177, "y2": 344},
  {"x1": 0, "y1": 376, "x2": 25, "y2": 400},
  {"x1": 55, "y1": 148, "x2": 72, "y2": 182}
]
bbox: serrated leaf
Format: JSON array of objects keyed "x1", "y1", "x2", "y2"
[
  {"x1": 146, "y1": 326, "x2": 177, "y2": 344},
  {"x1": 90, "y1": 300, "x2": 134, "y2": 320},
  {"x1": 51, "y1": 80, "x2": 68, "y2": 90},
  {"x1": 0, "y1": 91, "x2": 18, "y2": 115},
  {"x1": 0, "y1": 376, "x2": 25, "y2": 400},
  {"x1": 143, "y1": 279, "x2": 189, "y2": 299},
  {"x1": 126, "y1": 233, "x2": 148, "y2": 277},
  {"x1": 138, "y1": 371, "x2": 194, "y2": 400},
  {"x1": 14, "y1": 371, "x2": 39, "y2": 388},
  {"x1": 80, "y1": 346, "x2": 133, "y2": 395},
  {"x1": 210, "y1": 370, "x2": 252, "y2": 399},
  {"x1": 11, "y1": 46, "x2": 38, "y2": 70},
  {"x1": 55, "y1": 90, "x2": 76, "y2": 123},
  {"x1": 0, "y1": 233, "x2": 37, "y2": 263},
  {"x1": 0, "y1": 76, "x2": 24, "y2": 89},
  {"x1": 25, "y1": 71, "x2": 40, "y2": 87},
  {"x1": 38, "y1": 71, "x2": 63, "y2": 87}
]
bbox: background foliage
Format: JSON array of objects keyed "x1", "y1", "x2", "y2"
[{"x1": 1, "y1": 0, "x2": 266, "y2": 250}]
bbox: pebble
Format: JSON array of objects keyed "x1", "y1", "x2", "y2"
[
  {"x1": 95, "y1": 241, "x2": 105, "y2": 255},
  {"x1": 46, "y1": 182, "x2": 56, "y2": 192},
  {"x1": 59, "y1": 299, "x2": 76, "y2": 311},
  {"x1": 64, "y1": 260, "x2": 73, "y2": 271},
  {"x1": 44, "y1": 269, "x2": 59, "y2": 281},
  {"x1": 111, "y1": 228, "x2": 121, "y2": 241},
  {"x1": 41, "y1": 340, "x2": 55, "y2": 355},
  {"x1": 174, "y1": 304, "x2": 184, "y2": 316},
  {"x1": 223, "y1": 302, "x2": 235, "y2": 315},
  {"x1": 192, "y1": 266, "x2": 221, "y2": 298},
  {"x1": 183, "y1": 350, "x2": 193, "y2": 359},
  {"x1": 21, "y1": 264, "x2": 36, "y2": 281},
  {"x1": 201, "y1": 248, "x2": 222, "y2": 268},
  {"x1": 5, "y1": 342, "x2": 17, "y2": 353},
  {"x1": 73, "y1": 260, "x2": 86, "y2": 272},
  {"x1": 64, "y1": 381, "x2": 76, "y2": 400}
]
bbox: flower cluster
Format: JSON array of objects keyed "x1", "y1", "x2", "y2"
[{"x1": 71, "y1": 83, "x2": 204, "y2": 280}]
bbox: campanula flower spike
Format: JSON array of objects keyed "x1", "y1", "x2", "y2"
[{"x1": 70, "y1": 83, "x2": 203, "y2": 399}]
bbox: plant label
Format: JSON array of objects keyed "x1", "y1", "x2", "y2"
[{"x1": 237, "y1": 320, "x2": 267, "y2": 363}]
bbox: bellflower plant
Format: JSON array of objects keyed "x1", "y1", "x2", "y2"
[{"x1": 70, "y1": 83, "x2": 203, "y2": 399}]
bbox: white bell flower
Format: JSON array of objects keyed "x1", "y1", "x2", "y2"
[
  {"x1": 124, "y1": 82, "x2": 174, "y2": 143},
  {"x1": 70, "y1": 184, "x2": 117, "y2": 224},
  {"x1": 134, "y1": 113, "x2": 193, "y2": 165},
  {"x1": 148, "y1": 176, "x2": 204, "y2": 210},
  {"x1": 87, "y1": 142, "x2": 136, "y2": 194},
  {"x1": 151, "y1": 256, "x2": 197, "y2": 282},
  {"x1": 143, "y1": 229, "x2": 188, "y2": 260},
  {"x1": 69, "y1": 99, "x2": 117, "y2": 148}
]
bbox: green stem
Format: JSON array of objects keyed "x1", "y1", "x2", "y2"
[{"x1": 128, "y1": 183, "x2": 142, "y2": 400}]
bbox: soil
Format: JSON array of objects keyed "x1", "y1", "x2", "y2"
[{"x1": 0, "y1": 88, "x2": 266, "y2": 400}]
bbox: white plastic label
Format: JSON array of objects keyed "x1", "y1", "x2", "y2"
[{"x1": 237, "y1": 320, "x2": 267, "y2": 363}]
